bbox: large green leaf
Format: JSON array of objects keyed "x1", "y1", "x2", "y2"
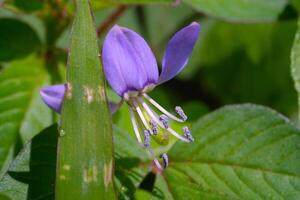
[
  {"x1": 155, "y1": 104, "x2": 300, "y2": 199},
  {"x1": 0, "y1": 125, "x2": 150, "y2": 200},
  {"x1": 183, "y1": 0, "x2": 287, "y2": 22},
  {"x1": 55, "y1": 0, "x2": 115, "y2": 198},
  {"x1": 0, "y1": 56, "x2": 52, "y2": 177},
  {"x1": 0, "y1": 18, "x2": 41, "y2": 61},
  {"x1": 291, "y1": 17, "x2": 300, "y2": 120}
]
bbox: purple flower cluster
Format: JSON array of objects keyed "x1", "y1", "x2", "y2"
[{"x1": 40, "y1": 22, "x2": 200, "y2": 171}]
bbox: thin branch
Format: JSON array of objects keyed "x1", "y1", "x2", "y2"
[{"x1": 97, "y1": 5, "x2": 128, "y2": 37}]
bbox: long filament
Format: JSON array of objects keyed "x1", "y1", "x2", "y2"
[
  {"x1": 128, "y1": 107, "x2": 143, "y2": 144},
  {"x1": 143, "y1": 93, "x2": 184, "y2": 123}
]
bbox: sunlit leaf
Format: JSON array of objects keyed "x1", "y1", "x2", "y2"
[
  {"x1": 0, "y1": 56, "x2": 52, "y2": 177},
  {"x1": 155, "y1": 104, "x2": 300, "y2": 199}
]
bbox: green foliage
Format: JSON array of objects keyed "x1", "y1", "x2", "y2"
[
  {"x1": 91, "y1": 0, "x2": 173, "y2": 8},
  {"x1": 55, "y1": 0, "x2": 115, "y2": 199},
  {"x1": 0, "y1": 0, "x2": 299, "y2": 199},
  {"x1": 13, "y1": 0, "x2": 44, "y2": 12},
  {"x1": 0, "y1": 124, "x2": 57, "y2": 200},
  {"x1": 0, "y1": 125, "x2": 149, "y2": 200},
  {"x1": 0, "y1": 18, "x2": 41, "y2": 61},
  {"x1": 183, "y1": 0, "x2": 287, "y2": 22},
  {"x1": 156, "y1": 104, "x2": 300, "y2": 199},
  {"x1": 0, "y1": 56, "x2": 52, "y2": 178},
  {"x1": 291, "y1": 17, "x2": 300, "y2": 120}
]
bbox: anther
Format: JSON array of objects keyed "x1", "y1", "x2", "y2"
[
  {"x1": 183, "y1": 126, "x2": 194, "y2": 142},
  {"x1": 150, "y1": 119, "x2": 158, "y2": 135},
  {"x1": 143, "y1": 130, "x2": 151, "y2": 147},
  {"x1": 175, "y1": 106, "x2": 187, "y2": 121},
  {"x1": 160, "y1": 153, "x2": 169, "y2": 169},
  {"x1": 159, "y1": 115, "x2": 169, "y2": 129}
]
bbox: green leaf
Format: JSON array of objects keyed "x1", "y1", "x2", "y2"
[
  {"x1": 0, "y1": 18, "x2": 41, "y2": 61},
  {"x1": 0, "y1": 124, "x2": 57, "y2": 200},
  {"x1": 114, "y1": 126, "x2": 150, "y2": 200},
  {"x1": 291, "y1": 17, "x2": 300, "y2": 120},
  {"x1": 0, "y1": 56, "x2": 52, "y2": 177},
  {"x1": 183, "y1": 0, "x2": 287, "y2": 22},
  {"x1": 91, "y1": 0, "x2": 173, "y2": 8},
  {"x1": 56, "y1": 0, "x2": 115, "y2": 199},
  {"x1": 155, "y1": 104, "x2": 300, "y2": 199},
  {"x1": 0, "y1": 125, "x2": 150, "y2": 200}
]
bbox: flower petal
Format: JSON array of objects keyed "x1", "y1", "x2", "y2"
[
  {"x1": 102, "y1": 25, "x2": 158, "y2": 97},
  {"x1": 40, "y1": 84, "x2": 65, "y2": 113},
  {"x1": 158, "y1": 22, "x2": 200, "y2": 84},
  {"x1": 40, "y1": 84, "x2": 122, "y2": 114}
]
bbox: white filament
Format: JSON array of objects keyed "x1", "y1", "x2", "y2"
[
  {"x1": 128, "y1": 107, "x2": 143, "y2": 145},
  {"x1": 143, "y1": 93, "x2": 184, "y2": 123},
  {"x1": 140, "y1": 99, "x2": 190, "y2": 143},
  {"x1": 132, "y1": 99, "x2": 152, "y2": 134}
]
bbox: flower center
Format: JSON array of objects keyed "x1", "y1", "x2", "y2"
[{"x1": 125, "y1": 92, "x2": 193, "y2": 171}]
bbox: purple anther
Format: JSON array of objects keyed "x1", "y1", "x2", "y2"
[
  {"x1": 150, "y1": 119, "x2": 158, "y2": 135},
  {"x1": 159, "y1": 115, "x2": 169, "y2": 129},
  {"x1": 160, "y1": 153, "x2": 169, "y2": 169},
  {"x1": 175, "y1": 106, "x2": 187, "y2": 121},
  {"x1": 144, "y1": 130, "x2": 151, "y2": 147},
  {"x1": 183, "y1": 126, "x2": 194, "y2": 142}
]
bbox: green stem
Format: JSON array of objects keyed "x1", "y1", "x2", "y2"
[{"x1": 55, "y1": 0, "x2": 116, "y2": 199}]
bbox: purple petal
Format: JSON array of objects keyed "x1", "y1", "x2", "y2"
[
  {"x1": 40, "y1": 84, "x2": 122, "y2": 114},
  {"x1": 158, "y1": 22, "x2": 200, "y2": 84},
  {"x1": 102, "y1": 25, "x2": 158, "y2": 97},
  {"x1": 39, "y1": 84, "x2": 65, "y2": 113}
]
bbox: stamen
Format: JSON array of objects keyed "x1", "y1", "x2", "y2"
[
  {"x1": 159, "y1": 115, "x2": 169, "y2": 129},
  {"x1": 183, "y1": 126, "x2": 194, "y2": 142},
  {"x1": 160, "y1": 153, "x2": 169, "y2": 169},
  {"x1": 150, "y1": 119, "x2": 158, "y2": 135},
  {"x1": 175, "y1": 106, "x2": 187, "y2": 121},
  {"x1": 143, "y1": 93, "x2": 184, "y2": 123},
  {"x1": 143, "y1": 130, "x2": 151, "y2": 147},
  {"x1": 132, "y1": 99, "x2": 152, "y2": 134},
  {"x1": 140, "y1": 100, "x2": 190, "y2": 143},
  {"x1": 128, "y1": 107, "x2": 143, "y2": 145}
]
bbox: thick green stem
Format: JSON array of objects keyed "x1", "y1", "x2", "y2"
[{"x1": 55, "y1": 0, "x2": 116, "y2": 199}]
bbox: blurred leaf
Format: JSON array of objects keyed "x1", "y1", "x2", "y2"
[
  {"x1": 0, "y1": 18, "x2": 41, "y2": 61},
  {"x1": 291, "y1": 0, "x2": 300, "y2": 12},
  {"x1": 91, "y1": 0, "x2": 173, "y2": 8},
  {"x1": 0, "y1": 9, "x2": 46, "y2": 45},
  {"x1": 291, "y1": 17, "x2": 300, "y2": 120},
  {"x1": 13, "y1": 0, "x2": 44, "y2": 12},
  {"x1": 0, "y1": 124, "x2": 57, "y2": 200},
  {"x1": 190, "y1": 20, "x2": 297, "y2": 116},
  {"x1": 155, "y1": 104, "x2": 300, "y2": 199},
  {"x1": 183, "y1": 0, "x2": 287, "y2": 22},
  {"x1": 0, "y1": 55, "x2": 52, "y2": 177}
]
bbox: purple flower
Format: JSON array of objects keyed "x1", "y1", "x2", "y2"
[{"x1": 40, "y1": 22, "x2": 200, "y2": 171}]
